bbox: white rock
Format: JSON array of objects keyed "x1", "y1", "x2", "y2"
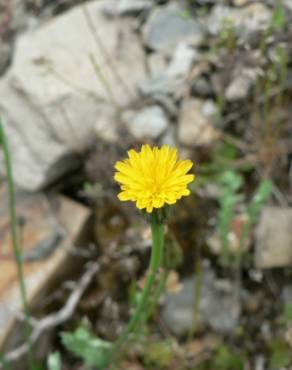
[
  {"x1": 122, "y1": 105, "x2": 168, "y2": 139},
  {"x1": 140, "y1": 43, "x2": 198, "y2": 98},
  {"x1": 284, "y1": 0, "x2": 292, "y2": 12},
  {"x1": 207, "y1": 4, "x2": 272, "y2": 36},
  {"x1": 255, "y1": 207, "x2": 292, "y2": 268},
  {"x1": 178, "y1": 98, "x2": 219, "y2": 146},
  {"x1": 166, "y1": 43, "x2": 198, "y2": 78},
  {"x1": 225, "y1": 67, "x2": 258, "y2": 101},
  {"x1": 103, "y1": 0, "x2": 153, "y2": 16},
  {"x1": 0, "y1": 0, "x2": 146, "y2": 190}
]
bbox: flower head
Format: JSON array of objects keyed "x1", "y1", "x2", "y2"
[{"x1": 114, "y1": 144, "x2": 194, "y2": 213}]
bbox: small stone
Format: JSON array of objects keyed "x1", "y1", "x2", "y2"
[
  {"x1": 191, "y1": 76, "x2": 214, "y2": 98},
  {"x1": 232, "y1": 0, "x2": 250, "y2": 5},
  {"x1": 139, "y1": 74, "x2": 185, "y2": 97},
  {"x1": 207, "y1": 214, "x2": 250, "y2": 255},
  {"x1": 282, "y1": 285, "x2": 292, "y2": 305},
  {"x1": 162, "y1": 267, "x2": 240, "y2": 336},
  {"x1": 166, "y1": 43, "x2": 198, "y2": 78},
  {"x1": 103, "y1": 0, "x2": 153, "y2": 16},
  {"x1": 225, "y1": 68, "x2": 258, "y2": 101},
  {"x1": 284, "y1": 0, "x2": 292, "y2": 12},
  {"x1": 142, "y1": 3, "x2": 204, "y2": 52},
  {"x1": 207, "y1": 4, "x2": 272, "y2": 37},
  {"x1": 161, "y1": 123, "x2": 176, "y2": 147},
  {"x1": 178, "y1": 98, "x2": 219, "y2": 146},
  {"x1": 140, "y1": 43, "x2": 197, "y2": 98},
  {"x1": 122, "y1": 105, "x2": 168, "y2": 139},
  {"x1": 255, "y1": 207, "x2": 292, "y2": 268}
]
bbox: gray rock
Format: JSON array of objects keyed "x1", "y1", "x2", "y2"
[
  {"x1": 161, "y1": 123, "x2": 176, "y2": 147},
  {"x1": 282, "y1": 285, "x2": 292, "y2": 305},
  {"x1": 103, "y1": 0, "x2": 153, "y2": 16},
  {"x1": 142, "y1": 3, "x2": 204, "y2": 52},
  {"x1": 0, "y1": 42, "x2": 11, "y2": 76},
  {"x1": 122, "y1": 105, "x2": 168, "y2": 139},
  {"x1": 178, "y1": 98, "x2": 219, "y2": 146},
  {"x1": 207, "y1": 4, "x2": 272, "y2": 37},
  {"x1": 255, "y1": 207, "x2": 292, "y2": 268},
  {"x1": 162, "y1": 267, "x2": 240, "y2": 336},
  {"x1": 225, "y1": 67, "x2": 258, "y2": 101},
  {"x1": 0, "y1": 0, "x2": 146, "y2": 191},
  {"x1": 140, "y1": 43, "x2": 197, "y2": 98},
  {"x1": 139, "y1": 74, "x2": 185, "y2": 97},
  {"x1": 192, "y1": 76, "x2": 214, "y2": 98}
]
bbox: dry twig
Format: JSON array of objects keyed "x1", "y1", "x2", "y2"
[{"x1": 1, "y1": 262, "x2": 99, "y2": 366}]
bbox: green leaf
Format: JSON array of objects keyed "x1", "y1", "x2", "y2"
[
  {"x1": 269, "y1": 339, "x2": 292, "y2": 368},
  {"x1": 47, "y1": 352, "x2": 61, "y2": 370},
  {"x1": 61, "y1": 327, "x2": 113, "y2": 368},
  {"x1": 219, "y1": 170, "x2": 243, "y2": 192},
  {"x1": 271, "y1": 1, "x2": 286, "y2": 31},
  {"x1": 213, "y1": 346, "x2": 244, "y2": 370},
  {"x1": 284, "y1": 303, "x2": 292, "y2": 323},
  {"x1": 247, "y1": 180, "x2": 273, "y2": 224},
  {"x1": 143, "y1": 341, "x2": 173, "y2": 367}
]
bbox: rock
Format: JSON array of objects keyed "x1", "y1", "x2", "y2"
[
  {"x1": 122, "y1": 105, "x2": 168, "y2": 139},
  {"x1": 255, "y1": 207, "x2": 292, "y2": 268},
  {"x1": 282, "y1": 285, "x2": 292, "y2": 305},
  {"x1": 139, "y1": 75, "x2": 185, "y2": 97},
  {"x1": 0, "y1": 187, "x2": 91, "y2": 362},
  {"x1": 142, "y1": 3, "x2": 204, "y2": 52},
  {"x1": 152, "y1": 94, "x2": 178, "y2": 117},
  {"x1": 207, "y1": 214, "x2": 250, "y2": 255},
  {"x1": 225, "y1": 67, "x2": 258, "y2": 101},
  {"x1": 207, "y1": 4, "x2": 272, "y2": 37},
  {"x1": 94, "y1": 106, "x2": 119, "y2": 143},
  {"x1": 284, "y1": 0, "x2": 292, "y2": 12},
  {"x1": 0, "y1": 0, "x2": 146, "y2": 190},
  {"x1": 103, "y1": 0, "x2": 153, "y2": 16},
  {"x1": 148, "y1": 52, "x2": 167, "y2": 77},
  {"x1": 0, "y1": 41, "x2": 12, "y2": 76},
  {"x1": 161, "y1": 123, "x2": 176, "y2": 147},
  {"x1": 232, "y1": 0, "x2": 250, "y2": 5},
  {"x1": 140, "y1": 43, "x2": 197, "y2": 98},
  {"x1": 161, "y1": 267, "x2": 240, "y2": 336},
  {"x1": 191, "y1": 76, "x2": 214, "y2": 98},
  {"x1": 166, "y1": 43, "x2": 199, "y2": 78},
  {"x1": 178, "y1": 98, "x2": 219, "y2": 146}
]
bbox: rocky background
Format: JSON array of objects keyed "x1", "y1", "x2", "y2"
[{"x1": 0, "y1": 0, "x2": 292, "y2": 369}]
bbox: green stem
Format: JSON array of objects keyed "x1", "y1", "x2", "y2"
[
  {"x1": 142, "y1": 268, "x2": 169, "y2": 328},
  {"x1": 0, "y1": 120, "x2": 34, "y2": 369},
  {"x1": 0, "y1": 353, "x2": 13, "y2": 370},
  {"x1": 111, "y1": 213, "x2": 164, "y2": 362}
]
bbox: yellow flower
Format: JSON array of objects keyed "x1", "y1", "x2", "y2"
[{"x1": 114, "y1": 144, "x2": 194, "y2": 213}]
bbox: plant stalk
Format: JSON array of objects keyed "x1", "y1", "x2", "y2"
[
  {"x1": 0, "y1": 120, "x2": 34, "y2": 369},
  {"x1": 110, "y1": 213, "x2": 165, "y2": 365}
]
